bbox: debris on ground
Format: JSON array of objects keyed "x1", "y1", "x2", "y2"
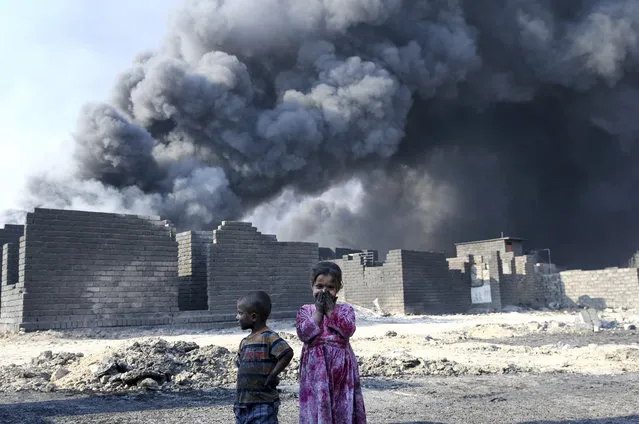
[{"x1": 1, "y1": 308, "x2": 638, "y2": 394}]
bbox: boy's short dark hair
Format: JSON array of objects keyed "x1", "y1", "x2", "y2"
[
  {"x1": 239, "y1": 291, "x2": 272, "y2": 320},
  {"x1": 311, "y1": 261, "x2": 343, "y2": 291}
]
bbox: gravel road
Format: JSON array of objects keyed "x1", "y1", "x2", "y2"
[{"x1": 1, "y1": 372, "x2": 638, "y2": 424}]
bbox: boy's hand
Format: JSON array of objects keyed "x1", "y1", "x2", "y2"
[{"x1": 264, "y1": 374, "x2": 280, "y2": 388}]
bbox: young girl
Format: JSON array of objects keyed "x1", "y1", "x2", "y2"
[{"x1": 296, "y1": 261, "x2": 367, "y2": 424}]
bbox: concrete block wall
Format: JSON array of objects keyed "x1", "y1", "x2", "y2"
[
  {"x1": 0, "y1": 225, "x2": 24, "y2": 284},
  {"x1": 500, "y1": 255, "x2": 545, "y2": 307},
  {"x1": 402, "y1": 250, "x2": 469, "y2": 314},
  {"x1": 1, "y1": 243, "x2": 19, "y2": 285},
  {"x1": 558, "y1": 268, "x2": 639, "y2": 309},
  {"x1": 500, "y1": 261, "x2": 523, "y2": 307},
  {"x1": 464, "y1": 256, "x2": 498, "y2": 309},
  {"x1": 16, "y1": 208, "x2": 179, "y2": 331},
  {"x1": 177, "y1": 231, "x2": 212, "y2": 311},
  {"x1": 335, "y1": 250, "x2": 405, "y2": 314},
  {"x1": 455, "y1": 239, "x2": 505, "y2": 258},
  {"x1": 447, "y1": 256, "x2": 469, "y2": 272},
  {"x1": 500, "y1": 252, "x2": 515, "y2": 274},
  {"x1": 486, "y1": 253, "x2": 503, "y2": 310},
  {"x1": 0, "y1": 237, "x2": 26, "y2": 329},
  {"x1": 537, "y1": 268, "x2": 563, "y2": 305},
  {"x1": 273, "y1": 241, "x2": 319, "y2": 314},
  {"x1": 0, "y1": 225, "x2": 22, "y2": 327},
  {"x1": 447, "y1": 256, "x2": 472, "y2": 312},
  {"x1": 207, "y1": 221, "x2": 318, "y2": 320}
]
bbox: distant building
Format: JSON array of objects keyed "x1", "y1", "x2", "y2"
[{"x1": 454, "y1": 236, "x2": 526, "y2": 258}]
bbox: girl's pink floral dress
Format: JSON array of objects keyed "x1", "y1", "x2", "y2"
[{"x1": 296, "y1": 303, "x2": 367, "y2": 424}]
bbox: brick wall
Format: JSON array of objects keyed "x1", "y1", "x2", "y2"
[
  {"x1": 207, "y1": 221, "x2": 318, "y2": 321},
  {"x1": 16, "y1": 208, "x2": 178, "y2": 331},
  {"x1": 338, "y1": 250, "x2": 471, "y2": 315},
  {"x1": 558, "y1": 268, "x2": 639, "y2": 309},
  {"x1": 177, "y1": 231, "x2": 212, "y2": 311},
  {"x1": 335, "y1": 250, "x2": 405, "y2": 314},
  {"x1": 500, "y1": 255, "x2": 545, "y2": 307},
  {"x1": 1, "y1": 243, "x2": 18, "y2": 285},
  {"x1": 537, "y1": 268, "x2": 563, "y2": 305},
  {"x1": 447, "y1": 256, "x2": 469, "y2": 272},
  {"x1": 273, "y1": 241, "x2": 318, "y2": 314},
  {"x1": 447, "y1": 256, "x2": 472, "y2": 312},
  {"x1": 402, "y1": 250, "x2": 468, "y2": 314},
  {"x1": 486, "y1": 253, "x2": 503, "y2": 310},
  {"x1": 0, "y1": 237, "x2": 26, "y2": 329},
  {"x1": 455, "y1": 239, "x2": 505, "y2": 258},
  {"x1": 500, "y1": 252, "x2": 515, "y2": 275},
  {"x1": 0, "y1": 225, "x2": 24, "y2": 284}
]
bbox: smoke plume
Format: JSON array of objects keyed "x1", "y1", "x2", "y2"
[{"x1": 12, "y1": 0, "x2": 639, "y2": 268}]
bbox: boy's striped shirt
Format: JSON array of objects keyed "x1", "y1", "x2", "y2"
[{"x1": 235, "y1": 327, "x2": 293, "y2": 405}]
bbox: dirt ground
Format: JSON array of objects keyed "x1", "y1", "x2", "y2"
[
  {"x1": 0, "y1": 306, "x2": 638, "y2": 423},
  {"x1": 2, "y1": 373, "x2": 639, "y2": 423}
]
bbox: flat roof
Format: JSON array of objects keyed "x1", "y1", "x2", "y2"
[{"x1": 455, "y1": 236, "x2": 526, "y2": 246}]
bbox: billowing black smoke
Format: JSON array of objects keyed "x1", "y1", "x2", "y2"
[{"x1": 13, "y1": 0, "x2": 639, "y2": 269}]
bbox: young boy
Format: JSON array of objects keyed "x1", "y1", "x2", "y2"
[{"x1": 234, "y1": 291, "x2": 294, "y2": 424}]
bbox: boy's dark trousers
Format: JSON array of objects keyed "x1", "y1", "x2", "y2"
[{"x1": 233, "y1": 401, "x2": 280, "y2": 424}]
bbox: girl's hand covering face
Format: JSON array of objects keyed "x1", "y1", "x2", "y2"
[
  {"x1": 315, "y1": 290, "x2": 327, "y2": 313},
  {"x1": 324, "y1": 291, "x2": 336, "y2": 309}
]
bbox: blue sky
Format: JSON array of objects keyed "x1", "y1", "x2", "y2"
[{"x1": 0, "y1": 0, "x2": 181, "y2": 213}]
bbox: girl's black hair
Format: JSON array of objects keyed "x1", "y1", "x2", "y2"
[{"x1": 311, "y1": 261, "x2": 343, "y2": 291}]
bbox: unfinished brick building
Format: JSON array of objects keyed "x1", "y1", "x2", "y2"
[
  {"x1": 334, "y1": 250, "x2": 470, "y2": 315},
  {"x1": 0, "y1": 209, "x2": 549, "y2": 331},
  {"x1": 0, "y1": 207, "x2": 485, "y2": 330},
  {"x1": 3, "y1": 207, "x2": 637, "y2": 332},
  {"x1": 0, "y1": 208, "x2": 318, "y2": 331},
  {"x1": 0, "y1": 209, "x2": 179, "y2": 331},
  {"x1": 180, "y1": 221, "x2": 318, "y2": 320},
  {"x1": 447, "y1": 237, "x2": 546, "y2": 310}
]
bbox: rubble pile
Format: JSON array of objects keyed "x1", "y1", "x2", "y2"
[
  {"x1": 0, "y1": 351, "x2": 84, "y2": 392},
  {"x1": 0, "y1": 311, "x2": 637, "y2": 394},
  {"x1": 73, "y1": 339, "x2": 238, "y2": 392},
  {"x1": 0, "y1": 339, "x2": 542, "y2": 394},
  {"x1": 0, "y1": 339, "x2": 238, "y2": 393}
]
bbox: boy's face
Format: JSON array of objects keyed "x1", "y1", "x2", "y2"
[
  {"x1": 312, "y1": 274, "x2": 338, "y2": 299},
  {"x1": 236, "y1": 301, "x2": 256, "y2": 330}
]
